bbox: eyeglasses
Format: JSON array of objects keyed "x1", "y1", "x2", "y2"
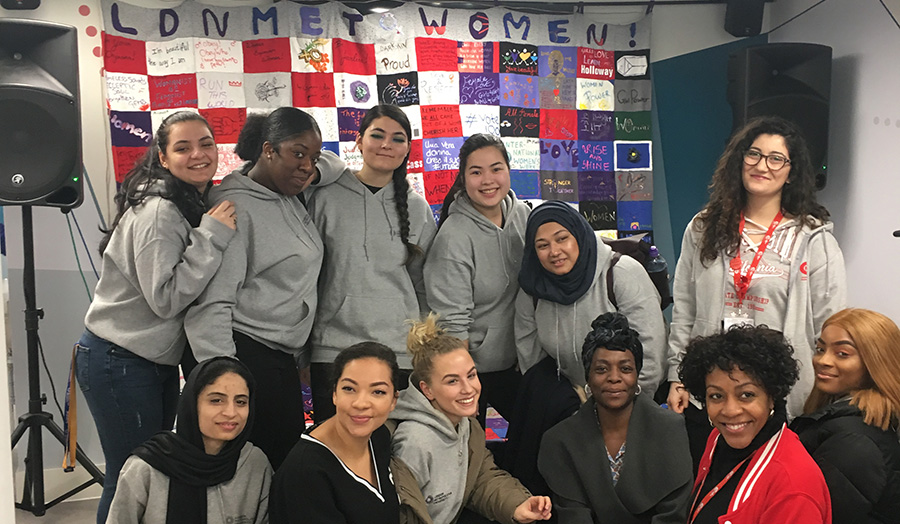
[{"x1": 743, "y1": 149, "x2": 791, "y2": 171}]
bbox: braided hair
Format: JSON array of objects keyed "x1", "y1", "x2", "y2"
[
  {"x1": 581, "y1": 312, "x2": 644, "y2": 383},
  {"x1": 357, "y1": 104, "x2": 422, "y2": 263},
  {"x1": 99, "y1": 111, "x2": 212, "y2": 255},
  {"x1": 438, "y1": 133, "x2": 510, "y2": 228}
]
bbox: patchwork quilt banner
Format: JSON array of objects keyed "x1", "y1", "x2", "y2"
[{"x1": 101, "y1": 0, "x2": 654, "y2": 238}]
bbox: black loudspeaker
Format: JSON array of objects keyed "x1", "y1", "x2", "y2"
[
  {"x1": 728, "y1": 43, "x2": 832, "y2": 188},
  {"x1": 0, "y1": 18, "x2": 82, "y2": 208},
  {"x1": 725, "y1": 0, "x2": 766, "y2": 37}
]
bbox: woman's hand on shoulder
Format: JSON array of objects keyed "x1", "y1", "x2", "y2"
[
  {"x1": 207, "y1": 200, "x2": 237, "y2": 230},
  {"x1": 513, "y1": 495, "x2": 552, "y2": 522},
  {"x1": 666, "y1": 382, "x2": 690, "y2": 413}
]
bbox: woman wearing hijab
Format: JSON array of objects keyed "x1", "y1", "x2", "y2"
[
  {"x1": 506, "y1": 201, "x2": 665, "y2": 494},
  {"x1": 515, "y1": 201, "x2": 665, "y2": 394},
  {"x1": 106, "y1": 357, "x2": 272, "y2": 524}
]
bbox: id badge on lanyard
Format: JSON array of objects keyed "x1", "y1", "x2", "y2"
[{"x1": 723, "y1": 211, "x2": 783, "y2": 332}]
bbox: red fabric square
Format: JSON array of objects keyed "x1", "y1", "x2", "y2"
[
  {"x1": 415, "y1": 38, "x2": 458, "y2": 71},
  {"x1": 407, "y1": 140, "x2": 424, "y2": 173},
  {"x1": 331, "y1": 38, "x2": 376, "y2": 75},
  {"x1": 200, "y1": 108, "x2": 247, "y2": 143},
  {"x1": 112, "y1": 146, "x2": 148, "y2": 183},
  {"x1": 423, "y1": 169, "x2": 456, "y2": 205},
  {"x1": 577, "y1": 48, "x2": 615, "y2": 80},
  {"x1": 420, "y1": 105, "x2": 462, "y2": 139},
  {"x1": 242, "y1": 38, "x2": 291, "y2": 73},
  {"x1": 540, "y1": 109, "x2": 578, "y2": 140},
  {"x1": 149, "y1": 74, "x2": 198, "y2": 109},
  {"x1": 292, "y1": 72, "x2": 336, "y2": 107},
  {"x1": 103, "y1": 33, "x2": 147, "y2": 75}
]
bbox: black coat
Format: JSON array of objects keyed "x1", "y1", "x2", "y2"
[{"x1": 790, "y1": 399, "x2": 900, "y2": 524}]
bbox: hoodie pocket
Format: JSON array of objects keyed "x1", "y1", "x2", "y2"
[
  {"x1": 469, "y1": 326, "x2": 516, "y2": 368},
  {"x1": 319, "y1": 295, "x2": 408, "y2": 350}
]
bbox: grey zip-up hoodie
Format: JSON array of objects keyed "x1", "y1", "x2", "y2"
[
  {"x1": 308, "y1": 168, "x2": 437, "y2": 369},
  {"x1": 424, "y1": 191, "x2": 529, "y2": 372},
  {"x1": 85, "y1": 183, "x2": 234, "y2": 366},
  {"x1": 106, "y1": 442, "x2": 271, "y2": 524},
  {"x1": 185, "y1": 150, "x2": 345, "y2": 365},
  {"x1": 667, "y1": 215, "x2": 847, "y2": 419},
  {"x1": 515, "y1": 234, "x2": 667, "y2": 393},
  {"x1": 390, "y1": 384, "x2": 471, "y2": 524}
]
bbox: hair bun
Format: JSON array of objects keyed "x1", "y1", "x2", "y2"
[{"x1": 406, "y1": 312, "x2": 444, "y2": 356}]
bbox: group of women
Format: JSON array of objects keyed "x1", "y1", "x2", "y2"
[{"x1": 73, "y1": 101, "x2": 900, "y2": 524}]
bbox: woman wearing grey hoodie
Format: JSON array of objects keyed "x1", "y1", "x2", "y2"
[
  {"x1": 307, "y1": 105, "x2": 437, "y2": 422},
  {"x1": 77, "y1": 112, "x2": 236, "y2": 524},
  {"x1": 184, "y1": 108, "x2": 344, "y2": 470},
  {"x1": 390, "y1": 315, "x2": 552, "y2": 524},
  {"x1": 425, "y1": 134, "x2": 529, "y2": 425}
]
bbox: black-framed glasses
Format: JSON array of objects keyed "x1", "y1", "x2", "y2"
[{"x1": 743, "y1": 149, "x2": 791, "y2": 171}]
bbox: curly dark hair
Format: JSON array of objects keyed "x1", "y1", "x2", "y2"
[
  {"x1": 581, "y1": 312, "x2": 643, "y2": 382},
  {"x1": 678, "y1": 325, "x2": 799, "y2": 407},
  {"x1": 695, "y1": 115, "x2": 830, "y2": 263}
]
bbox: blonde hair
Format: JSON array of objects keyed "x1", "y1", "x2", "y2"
[
  {"x1": 804, "y1": 308, "x2": 900, "y2": 431},
  {"x1": 406, "y1": 313, "x2": 466, "y2": 387}
]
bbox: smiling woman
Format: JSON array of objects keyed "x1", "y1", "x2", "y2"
[
  {"x1": 679, "y1": 326, "x2": 831, "y2": 524},
  {"x1": 270, "y1": 343, "x2": 401, "y2": 524},
  {"x1": 389, "y1": 314, "x2": 552, "y2": 524},
  {"x1": 106, "y1": 357, "x2": 272, "y2": 524},
  {"x1": 183, "y1": 107, "x2": 347, "y2": 470},
  {"x1": 791, "y1": 308, "x2": 900, "y2": 524}
]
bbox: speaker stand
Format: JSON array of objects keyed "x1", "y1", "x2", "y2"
[{"x1": 9, "y1": 206, "x2": 104, "y2": 516}]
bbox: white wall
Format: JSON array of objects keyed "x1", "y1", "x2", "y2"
[
  {"x1": 769, "y1": 0, "x2": 900, "y2": 322},
  {"x1": 1, "y1": 0, "x2": 109, "y2": 509}
]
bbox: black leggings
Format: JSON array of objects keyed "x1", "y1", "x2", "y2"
[{"x1": 232, "y1": 332, "x2": 305, "y2": 470}]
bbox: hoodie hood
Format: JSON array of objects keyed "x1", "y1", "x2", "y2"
[
  {"x1": 390, "y1": 379, "x2": 463, "y2": 443},
  {"x1": 448, "y1": 190, "x2": 516, "y2": 232},
  {"x1": 211, "y1": 168, "x2": 286, "y2": 203}
]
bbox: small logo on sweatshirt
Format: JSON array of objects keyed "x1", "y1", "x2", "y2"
[{"x1": 425, "y1": 492, "x2": 453, "y2": 505}]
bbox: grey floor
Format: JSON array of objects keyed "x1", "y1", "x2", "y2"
[{"x1": 15, "y1": 499, "x2": 98, "y2": 524}]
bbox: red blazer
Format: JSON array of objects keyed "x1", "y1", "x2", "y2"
[{"x1": 693, "y1": 424, "x2": 832, "y2": 524}]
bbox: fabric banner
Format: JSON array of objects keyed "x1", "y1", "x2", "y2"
[{"x1": 101, "y1": 0, "x2": 654, "y2": 238}]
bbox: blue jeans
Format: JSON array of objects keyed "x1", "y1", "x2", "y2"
[{"x1": 74, "y1": 330, "x2": 179, "y2": 524}]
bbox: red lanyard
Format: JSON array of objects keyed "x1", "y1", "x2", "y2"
[
  {"x1": 688, "y1": 455, "x2": 752, "y2": 524},
  {"x1": 729, "y1": 211, "x2": 783, "y2": 308}
]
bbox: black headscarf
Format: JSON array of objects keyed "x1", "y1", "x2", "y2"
[
  {"x1": 131, "y1": 357, "x2": 257, "y2": 524},
  {"x1": 519, "y1": 200, "x2": 598, "y2": 305}
]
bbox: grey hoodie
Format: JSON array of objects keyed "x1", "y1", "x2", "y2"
[
  {"x1": 667, "y1": 215, "x2": 847, "y2": 419},
  {"x1": 106, "y1": 442, "x2": 271, "y2": 524},
  {"x1": 424, "y1": 192, "x2": 529, "y2": 372},
  {"x1": 185, "y1": 150, "x2": 345, "y2": 364},
  {"x1": 390, "y1": 384, "x2": 471, "y2": 524},
  {"x1": 307, "y1": 168, "x2": 437, "y2": 369},
  {"x1": 515, "y1": 234, "x2": 667, "y2": 393},
  {"x1": 85, "y1": 184, "x2": 234, "y2": 366}
]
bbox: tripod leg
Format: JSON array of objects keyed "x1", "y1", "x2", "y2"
[{"x1": 43, "y1": 415, "x2": 105, "y2": 482}]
